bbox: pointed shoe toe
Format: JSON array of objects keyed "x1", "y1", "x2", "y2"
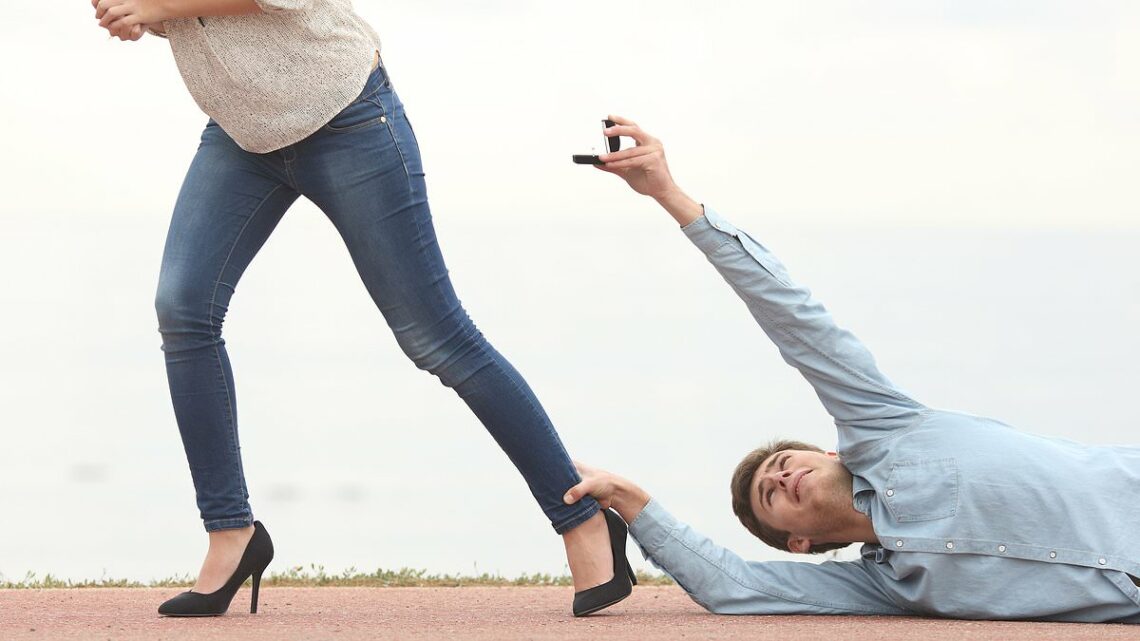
[{"x1": 158, "y1": 591, "x2": 220, "y2": 617}]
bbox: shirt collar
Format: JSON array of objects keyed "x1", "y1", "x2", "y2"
[{"x1": 852, "y1": 474, "x2": 875, "y2": 516}]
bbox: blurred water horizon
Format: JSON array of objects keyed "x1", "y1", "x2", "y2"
[{"x1": 2, "y1": 209, "x2": 1137, "y2": 583}]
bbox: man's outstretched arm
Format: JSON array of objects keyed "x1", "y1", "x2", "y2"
[
  {"x1": 564, "y1": 463, "x2": 908, "y2": 616},
  {"x1": 594, "y1": 116, "x2": 926, "y2": 441}
]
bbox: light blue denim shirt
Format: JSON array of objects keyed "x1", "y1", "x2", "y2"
[{"x1": 628, "y1": 207, "x2": 1140, "y2": 623}]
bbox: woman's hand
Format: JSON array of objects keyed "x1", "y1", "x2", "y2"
[
  {"x1": 564, "y1": 461, "x2": 651, "y2": 524},
  {"x1": 94, "y1": 0, "x2": 165, "y2": 35},
  {"x1": 105, "y1": 22, "x2": 149, "y2": 41}
]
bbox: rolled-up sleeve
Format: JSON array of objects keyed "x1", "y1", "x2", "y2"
[
  {"x1": 253, "y1": 0, "x2": 312, "y2": 12},
  {"x1": 628, "y1": 499, "x2": 908, "y2": 615},
  {"x1": 682, "y1": 207, "x2": 925, "y2": 446}
]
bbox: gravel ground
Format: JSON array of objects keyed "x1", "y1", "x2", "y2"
[{"x1": 3, "y1": 586, "x2": 1139, "y2": 641}]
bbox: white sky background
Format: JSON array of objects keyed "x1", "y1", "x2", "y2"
[
  {"x1": 1, "y1": 0, "x2": 1138, "y2": 228},
  {"x1": 0, "y1": 2, "x2": 1138, "y2": 582}
]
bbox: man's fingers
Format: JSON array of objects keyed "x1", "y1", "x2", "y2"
[
  {"x1": 563, "y1": 480, "x2": 592, "y2": 505},
  {"x1": 602, "y1": 124, "x2": 656, "y2": 147},
  {"x1": 599, "y1": 145, "x2": 657, "y2": 164},
  {"x1": 602, "y1": 124, "x2": 647, "y2": 144},
  {"x1": 607, "y1": 114, "x2": 638, "y2": 128},
  {"x1": 601, "y1": 157, "x2": 652, "y2": 171},
  {"x1": 592, "y1": 164, "x2": 621, "y2": 175}
]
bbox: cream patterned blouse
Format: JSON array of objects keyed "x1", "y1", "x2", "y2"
[{"x1": 154, "y1": 0, "x2": 382, "y2": 153}]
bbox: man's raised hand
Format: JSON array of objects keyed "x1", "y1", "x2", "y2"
[
  {"x1": 595, "y1": 115, "x2": 678, "y2": 199},
  {"x1": 594, "y1": 115, "x2": 704, "y2": 226}
]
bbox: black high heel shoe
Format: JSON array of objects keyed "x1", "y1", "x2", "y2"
[
  {"x1": 158, "y1": 521, "x2": 274, "y2": 617},
  {"x1": 572, "y1": 509, "x2": 638, "y2": 617}
]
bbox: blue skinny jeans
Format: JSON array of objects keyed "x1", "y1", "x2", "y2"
[{"x1": 154, "y1": 64, "x2": 599, "y2": 534}]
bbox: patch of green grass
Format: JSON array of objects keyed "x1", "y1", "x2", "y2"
[
  {"x1": 0, "y1": 573, "x2": 182, "y2": 589},
  {"x1": 0, "y1": 565, "x2": 674, "y2": 589}
]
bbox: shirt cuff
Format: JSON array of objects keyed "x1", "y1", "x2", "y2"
[
  {"x1": 681, "y1": 206, "x2": 737, "y2": 254},
  {"x1": 627, "y1": 498, "x2": 679, "y2": 557},
  {"x1": 680, "y1": 206, "x2": 793, "y2": 286}
]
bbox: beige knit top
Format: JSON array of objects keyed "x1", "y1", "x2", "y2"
[{"x1": 155, "y1": 0, "x2": 382, "y2": 153}]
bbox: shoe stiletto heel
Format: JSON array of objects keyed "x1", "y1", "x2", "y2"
[
  {"x1": 250, "y1": 570, "x2": 263, "y2": 614},
  {"x1": 158, "y1": 521, "x2": 275, "y2": 617},
  {"x1": 572, "y1": 509, "x2": 635, "y2": 617}
]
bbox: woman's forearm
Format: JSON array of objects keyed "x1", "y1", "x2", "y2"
[{"x1": 155, "y1": 0, "x2": 262, "y2": 20}]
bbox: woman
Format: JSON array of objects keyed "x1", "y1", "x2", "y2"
[{"x1": 93, "y1": 0, "x2": 634, "y2": 617}]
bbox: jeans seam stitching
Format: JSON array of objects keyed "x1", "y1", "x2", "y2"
[
  {"x1": 386, "y1": 118, "x2": 412, "y2": 184},
  {"x1": 284, "y1": 158, "x2": 300, "y2": 191},
  {"x1": 556, "y1": 503, "x2": 599, "y2": 535},
  {"x1": 204, "y1": 516, "x2": 252, "y2": 531},
  {"x1": 206, "y1": 183, "x2": 285, "y2": 511},
  {"x1": 377, "y1": 93, "x2": 413, "y2": 186}
]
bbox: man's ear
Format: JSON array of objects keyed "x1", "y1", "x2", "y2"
[
  {"x1": 826, "y1": 451, "x2": 838, "y2": 459},
  {"x1": 787, "y1": 536, "x2": 812, "y2": 554}
]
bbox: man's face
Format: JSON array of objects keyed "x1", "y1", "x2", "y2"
[{"x1": 749, "y1": 449, "x2": 855, "y2": 552}]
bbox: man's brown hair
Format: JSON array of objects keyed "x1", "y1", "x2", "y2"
[{"x1": 730, "y1": 439, "x2": 850, "y2": 554}]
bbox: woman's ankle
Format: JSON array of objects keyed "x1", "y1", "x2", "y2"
[{"x1": 562, "y1": 512, "x2": 613, "y2": 591}]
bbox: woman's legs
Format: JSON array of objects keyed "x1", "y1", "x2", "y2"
[
  {"x1": 293, "y1": 67, "x2": 610, "y2": 584},
  {"x1": 156, "y1": 122, "x2": 299, "y2": 590}
]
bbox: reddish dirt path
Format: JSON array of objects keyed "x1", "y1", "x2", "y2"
[{"x1": 3, "y1": 586, "x2": 1139, "y2": 641}]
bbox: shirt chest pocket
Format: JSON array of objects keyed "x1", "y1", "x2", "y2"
[{"x1": 883, "y1": 458, "x2": 959, "y2": 522}]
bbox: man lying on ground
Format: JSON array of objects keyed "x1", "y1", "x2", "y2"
[{"x1": 564, "y1": 116, "x2": 1140, "y2": 623}]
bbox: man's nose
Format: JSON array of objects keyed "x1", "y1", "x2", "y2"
[{"x1": 764, "y1": 469, "x2": 793, "y2": 487}]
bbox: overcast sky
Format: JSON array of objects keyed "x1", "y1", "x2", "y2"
[{"x1": 2, "y1": 1, "x2": 1137, "y2": 228}]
